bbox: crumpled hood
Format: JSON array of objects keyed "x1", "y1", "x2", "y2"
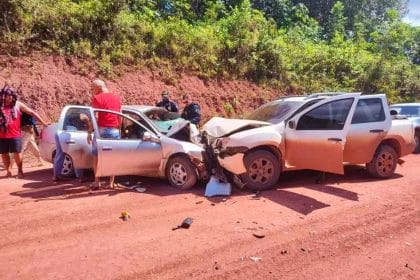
[{"x1": 202, "y1": 117, "x2": 271, "y2": 138}]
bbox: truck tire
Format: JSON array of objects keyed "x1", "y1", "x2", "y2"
[
  {"x1": 366, "y1": 144, "x2": 397, "y2": 178},
  {"x1": 240, "y1": 150, "x2": 281, "y2": 191},
  {"x1": 166, "y1": 156, "x2": 197, "y2": 190},
  {"x1": 414, "y1": 132, "x2": 420, "y2": 154}
]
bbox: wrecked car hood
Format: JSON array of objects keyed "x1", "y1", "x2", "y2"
[{"x1": 202, "y1": 117, "x2": 271, "y2": 138}]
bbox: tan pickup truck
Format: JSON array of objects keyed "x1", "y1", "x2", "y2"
[{"x1": 203, "y1": 93, "x2": 416, "y2": 191}]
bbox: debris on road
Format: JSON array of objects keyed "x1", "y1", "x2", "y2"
[
  {"x1": 205, "y1": 176, "x2": 231, "y2": 197},
  {"x1": 281, "y1": 250, "x2": 287, "y2": 255},
  {"x1": 120, "y1": 211, "x2": 130, "y2": 221},
  {"x1": 252, "y1": 233, "x2": 265, "y2": 239},
  {"x1": 172, "y1": 217, "x2": 193, "y2": 230},
  {"x1": 195, "y1": 201, "x2": 203, "y2": 204},
  {"x1": 250, "y1": 256, "x2": 262, "y2": 262}
]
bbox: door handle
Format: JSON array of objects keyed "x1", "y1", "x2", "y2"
[
  {"x1": 370, "y1": 129, "x2": 384, "y2": 133},
  {"x1": 328, "y1": 138, "x2": 342, "y2": 142},
  {"x1": 65, "y1": 140, "x2": 76, "y2": 144},
  {"x1": 102, "y1": 147, "x2": 113, "y2": 151}
]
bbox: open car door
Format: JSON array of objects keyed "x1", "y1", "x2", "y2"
[
  {"x1": 284, "y1": 93, "x2": 360, "y2": 174},
  {"x1": 92, "y1": 110, "x2": 163, "y2": 177}
]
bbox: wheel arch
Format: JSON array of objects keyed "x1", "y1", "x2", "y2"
[
  {"x1": 377, "y1": 138, "x2": 401, "y2": 157},
  {"x1": 245, "y1": 145, "x2": 283, "y2": 169}
]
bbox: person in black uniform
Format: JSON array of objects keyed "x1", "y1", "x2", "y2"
[
  {"x1": 156, "y1": 90, "x2": 178, "y2": 112},
  {"x1": 181, "y1": 94, "x2": 201, "y2": 125}
]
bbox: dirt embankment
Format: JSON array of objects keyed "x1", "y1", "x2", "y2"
[{"x1": 0, "y1": 54, "x2": 282, "y2": 122}]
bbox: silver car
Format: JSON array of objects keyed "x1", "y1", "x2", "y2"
[{"x1": 39, "y1": 105, "x2": 206, "y2": 189}]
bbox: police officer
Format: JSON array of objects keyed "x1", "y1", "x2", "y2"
[
  {"x1": 156, "y1": 90, "x2": 178, "y2": 112},
  {"x1": 181, "y1": 94, "x2": 201, "y2": 125}
]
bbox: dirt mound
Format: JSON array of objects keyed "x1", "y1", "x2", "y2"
[{"x1": 0, "y1": 54, "x2": 283, "y2": 122}]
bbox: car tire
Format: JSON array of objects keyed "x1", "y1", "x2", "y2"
[
  {"x1": 240, "y1": 150, "x2": 281, "y2": 191},
  {"x1": 414, "y1": 132, "x2": 420, "y2": 154},
  {"x1": 366, "y1": 144, "x2": 397, "y2": 178},
  {"x1": 166, "y1": 156, "x2": 197, "y2": 189},
  {"x1": 52, "y1": 151, "x2": 75, "y2": 178}
]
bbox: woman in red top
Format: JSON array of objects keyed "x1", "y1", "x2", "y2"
[{"x1": 0, "y1": 85, "x2": 48, "y2": 178}]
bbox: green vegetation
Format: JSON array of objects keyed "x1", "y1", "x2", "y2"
[{"x1": 0, "y1": 0, "x2": 419, "y2": 101}]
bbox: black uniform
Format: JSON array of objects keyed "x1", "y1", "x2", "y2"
[
  {"x1": 181, "y1": 103, "x2": 201, "y2": 125},
  {"x1": 156, "y1": 100, "x2": 179, "y2": 113}
]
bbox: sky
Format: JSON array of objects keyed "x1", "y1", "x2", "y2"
[{"x1": 403, "y1": 0, "x2": 420, "y2": 26}]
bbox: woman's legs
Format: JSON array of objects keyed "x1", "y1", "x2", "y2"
[{"x1": 1, "y1": 153, "x2": 12, "y2": 177}]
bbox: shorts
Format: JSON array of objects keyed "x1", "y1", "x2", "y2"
[
  {"x1": 98, "y1": 127, "x2": 120, "y2": 139},
  {"x1": 0, "y1": 138, "x2": 23, "y2": 154}
]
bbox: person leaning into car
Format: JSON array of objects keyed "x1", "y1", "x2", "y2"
[{"x1": 86, "y1": 79, "x2": 122, "y2": 189}]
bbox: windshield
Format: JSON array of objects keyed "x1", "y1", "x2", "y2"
[
  {"x1": 247, "y1": 100, "x2": 304, "y2": 124},
  {"x1": 390, "y1": 105, "x2": 420, "y2": 117}
]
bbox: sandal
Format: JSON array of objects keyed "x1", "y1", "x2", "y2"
[{"x1": 16, "y1": 172, "x2": 24, "y2": 179}]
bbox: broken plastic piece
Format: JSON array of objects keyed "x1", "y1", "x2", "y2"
[
  {"x1": 205, "y1": 176, "x2": 231, "y2": 197},
  {"x1": 172, "y1": 217, "x2": 193, "y2": 230}
]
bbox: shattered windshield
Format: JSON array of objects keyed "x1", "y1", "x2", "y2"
[{"x1": 247, "y1": 100, "x2": 304, "y2": 124}]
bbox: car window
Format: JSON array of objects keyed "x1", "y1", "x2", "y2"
[
  {"x1": 287, "y1": 98, "x2": 323, "y2": 120},
  {"x1": 120, "y1": 116, "x2": 147, "y2": 139},
  {"x1": 351, "y1": 98, "x2": 385, "y2": 124},
  {"x1": 63, "y1": 108, "x2": 90, "y2": 132},
  {"x1": 297, "y1": 98, "x2": 354, "y2": 130},
  {"x1": 390, "y1": 105, "x2": 420, "y2": 117},
  {"x1": 123, "y1": 110, "x2": 155, "y2": 133}
]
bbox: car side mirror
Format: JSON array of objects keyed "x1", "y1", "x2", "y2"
[
  {"x1": 390, "y1": 109, "x2": 398, "y2": 116},
  {"x1": 288, "y1": 120, "x2": 295, "y2": 129},
  {"x1": 143, "y1": 131, "x2": 159, "y2": 142}
]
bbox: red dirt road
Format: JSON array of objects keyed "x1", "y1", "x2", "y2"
[{"x1": 0, "y1": 155, "x2": 419, "y2": 280}]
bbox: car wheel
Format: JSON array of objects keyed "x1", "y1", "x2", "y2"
[
  {"x1": 60, "y1": 153, "x2": 75, "y2": 178},
  {"x1": 166, "y1": 156, "x2": 197, "y2": 189},
  {"x1": 240, "y1": 150, "x2": 281, "y2": 191},
  {"x1": 414, "y1": 132, "x2": 420, "y2": 154},
  {"x1": 366, "y1": 145, "x2": 397, "y2": 178}
]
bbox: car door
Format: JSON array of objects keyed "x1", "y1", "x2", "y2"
[
  {"x1": 343, "y1": 95, "x2": 390, "y2": 163},
  {"x1": 93, "y1": 110, "x2": 163, "y2": 177},
  {"x1": 284, "y1": 93, "x2": 360, "y2": 174},
  {"x1": 58, "y1": 106, "x2": 93, "y2": 169}
]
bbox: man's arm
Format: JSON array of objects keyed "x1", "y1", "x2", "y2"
[{"x1": 18, "y1": 101, "x2": 49, "y2": 126}]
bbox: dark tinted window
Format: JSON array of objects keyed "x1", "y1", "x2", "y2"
[
  {"x1": 297, "y1": 98, "x2": 354, "y2": 130},
  {"x1": 120, "y1": 116, "x2": 147, "y2": 139},
  {"x1": 352, "y1": 98, "x2": 385, "y2": 124},
  {"x1": 63, "y1": 108, "x2": 90, "y2": 132}
]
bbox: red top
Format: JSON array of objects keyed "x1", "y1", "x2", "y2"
[
  {"x1": 91, "y1": 92, "x2": 122, "y2": 128},
  {"x1": 0, "y1": 106, "x2": 22, "y2": 138}
]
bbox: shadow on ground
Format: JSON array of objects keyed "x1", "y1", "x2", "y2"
[{"x1": 12, "y1": 164, "x2": 403, "y2": 215}]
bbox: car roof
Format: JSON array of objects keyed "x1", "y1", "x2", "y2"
[
  {"x1": 390, "y1": 103, "x2": 420, "y2": 107},
  {"x1": 122, "y1": 105, "x2": 160, "y2": 112}
]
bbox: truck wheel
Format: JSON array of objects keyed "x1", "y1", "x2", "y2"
[
  {"x1": 366, "y1": 145, "x2": 397, "y2": 178},
  {"x1": 240, "y1": 150, "x2": 281, "y2": 191},
  {"x1": 414, "y1": 132, "x2": 420, "y2": 153},
  {"x1": 166, "y1": 156, "x2": 197, "y2": 189}
]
